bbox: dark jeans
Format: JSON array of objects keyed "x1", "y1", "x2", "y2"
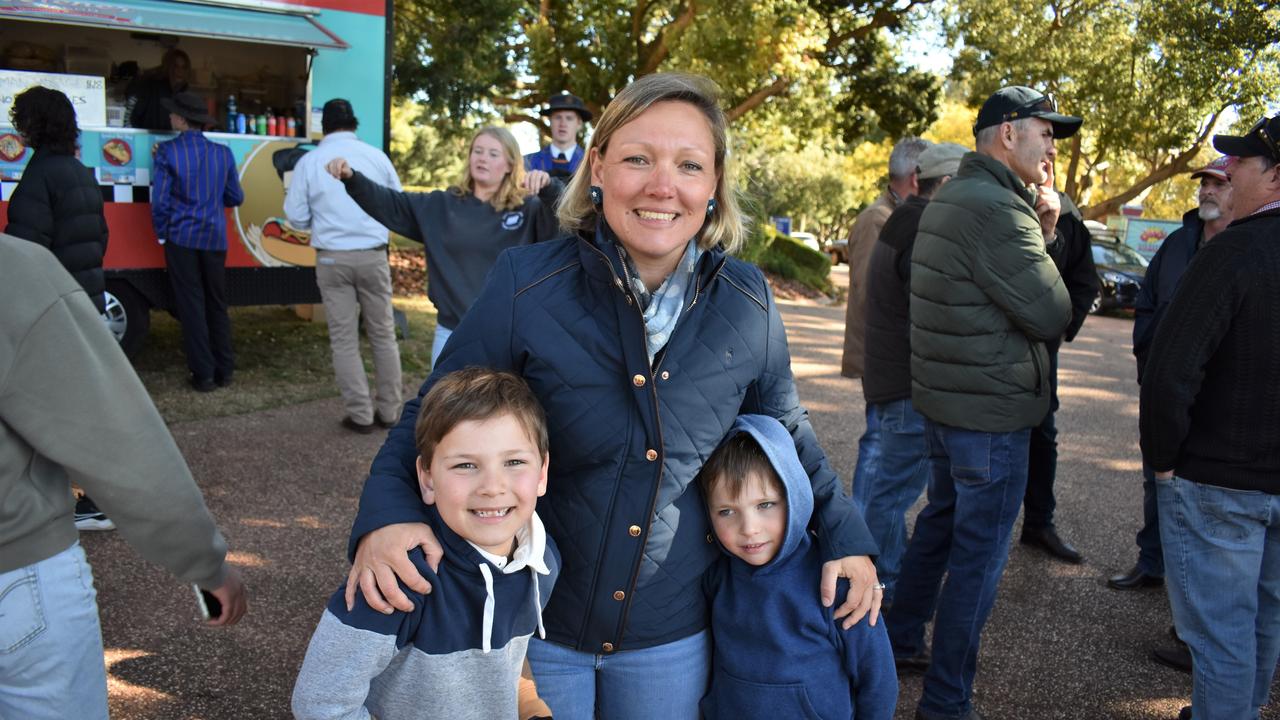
[
  {"x1": 888, "y1": 420, "x2": 1031, "y2": 719},
  {"x1": 1023, "y1": 348, "x2": 1059, "y2": 529},
  {"x1": 1136, "y1": 463, "x2": 1164, "y2": 576},
  {"x1": 164, "y1": 243, "x2": 233, "y2": 382},
  {"x1": 852, "y1": 402, "x2": 883, "y2": 494},
  {"x1": 851, "y1": 398, "x2": 930, "y2": 604}
]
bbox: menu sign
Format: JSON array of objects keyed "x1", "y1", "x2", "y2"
[{"x1": 0, "y1": 70, "x2": 107, "y2": 128}]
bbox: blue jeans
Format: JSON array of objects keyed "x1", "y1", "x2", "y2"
[
  {"x1": 1135, "y1": 463, "x2": 1165, "y2": 576},
  {"x1": 887, "y1": 421, "x2": 1031, "y2": 719},
  {"x1": 1158, "y1": 476, "x2": 1280, "y2": 720},
  {"x1": 0, "y1": 543, "x2": 108, "y2": 720},
  {"x1": 526, "y1": 631, "x2": 710, "y2": 720},
  {"x1": 852, "y1": 398, "x2": 930, "y2": 603},
  {"x1": 851, "y1": 402, "x2": 883, "y2": 498}
]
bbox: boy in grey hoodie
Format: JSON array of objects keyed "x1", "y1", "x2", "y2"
[{"x1": 293, "y1": 368, "x2": 560, "y2": 719}]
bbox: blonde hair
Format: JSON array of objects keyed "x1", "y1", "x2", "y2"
[
  {"x1": 557, "y1": 73, "x2": 746, "y2": 253},
  {"x1": 453, "y1": 126, "x2": 528, "y2": 212}
]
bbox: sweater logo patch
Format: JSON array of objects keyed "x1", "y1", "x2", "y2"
[{"x1": 502, "y1": 211, "x2": 525, "y2": 230}]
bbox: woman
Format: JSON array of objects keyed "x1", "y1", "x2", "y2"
[
  {"x1": 5, "y1": 85, "x2": 114, "y2": 532},
  {"x1": 342, "y1": 74, "x2": 881, "y2": 719},
  {"x1": 326, "y1": 126, "x2": 561, "y2": 364},
  {"x1": 5, "y1": 86, "x2": 110, "y2": 313}
]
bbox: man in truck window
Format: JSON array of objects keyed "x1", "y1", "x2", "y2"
[{"x1": 151, "y1": 90, "x2": 244, "y2": 392}]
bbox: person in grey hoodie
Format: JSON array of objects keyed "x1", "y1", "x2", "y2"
[
  {"x1": 292, "y1": 368, "x2": 559, "y2": 720},
  {"x1": 0, "y1": 233, "x2": 246, "y2": 720}
]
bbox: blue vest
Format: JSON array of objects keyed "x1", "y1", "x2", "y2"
[{"x1": 524, "y1": 145, "x2": 583, "y2": 179}]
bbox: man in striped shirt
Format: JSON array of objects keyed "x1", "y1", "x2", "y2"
[{"x1": 151, "y1": 91, "x2": 244, "y2": 392}]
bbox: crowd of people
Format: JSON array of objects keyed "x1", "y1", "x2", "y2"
[{"x1": 1, "y1": 68, "x2": 1277, "y2": 720}]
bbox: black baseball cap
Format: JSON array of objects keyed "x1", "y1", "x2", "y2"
[
  {"x1": 1212, "y1": 115, "x2": 1280, "y2": 162},
  {"x1": 973, "y1": 86, "x2": 1082, "y2": 139},
  {"x1": 321, "y1": 98, "x2": 358, "y2": 133},
  {"x1": 541, "y1": 92, "x2": 592, "y2": 122}
]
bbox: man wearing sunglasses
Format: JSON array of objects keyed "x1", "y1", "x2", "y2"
[
  {"x1": 888, "y1": 85, "x2": 1077, "y2": 720},
  {"x1": 1139, "y1": 114, "x2": 1280, "y2": 720}
]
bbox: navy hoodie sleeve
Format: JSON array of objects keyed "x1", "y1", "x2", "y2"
[
  {"x1": 837, "y1": 614, "x2": 898, "y2": 720},
  {"x1": 348, "y1": 251, "x2": 520, "y2": 559},
  {"x1": 343, "y1": 170, "x2": 433, "y2": 244},
  {"x1": 740, "y1": 280, "x2": 876, "y2": 560}
]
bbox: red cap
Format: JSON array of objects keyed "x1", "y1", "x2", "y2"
[{"x1": 1190, "y1": 155, "x2": 1230, "y2": 182}]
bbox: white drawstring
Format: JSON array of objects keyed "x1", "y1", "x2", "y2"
[
  {"x1": 532, "y1": 571, "x2": 546, "y2": 639},
  {"x1": 479, "y1": 563, "x2": 495, "y2": 654}
]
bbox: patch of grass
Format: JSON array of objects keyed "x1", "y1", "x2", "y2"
[{"x1": 134, "y1": 298, "x2": 437, "y2": 423}]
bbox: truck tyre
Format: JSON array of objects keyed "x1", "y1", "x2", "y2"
[{"x1": 103, "y1": 280, "x2": 151, "y2": 358}]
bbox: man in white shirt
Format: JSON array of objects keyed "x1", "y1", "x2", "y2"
[
  {"x1": 285, "y1": 98, "x2": 402, "y2": 434},
  {"x1": 523, "y1": 92, "x2": 592, "y2": 179}
]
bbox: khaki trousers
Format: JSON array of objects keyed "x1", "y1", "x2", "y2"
[{"x1": 315, "y1": 248, "x2": 402, "y2": 425}]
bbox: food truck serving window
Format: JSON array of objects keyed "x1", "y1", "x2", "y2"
[{"x1": 1, "y1": 0, "x2": 348, "y2": 50}]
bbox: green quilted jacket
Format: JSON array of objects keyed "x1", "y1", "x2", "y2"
[{"x1": 909, "y1": 152, "x2": 1071, "y2": 432}]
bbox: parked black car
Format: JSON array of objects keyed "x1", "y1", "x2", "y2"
[{"x1": 1090, "y1": 240, "x2": 1147, "y2": 313}]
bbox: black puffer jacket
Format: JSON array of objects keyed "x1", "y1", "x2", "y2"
[{"x1": 5, "y1": 149, "x2": 109, "y2": 312}]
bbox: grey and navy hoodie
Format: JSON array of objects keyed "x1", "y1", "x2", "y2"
[
  {"x1": 701, "y1": 415, "x2": 897, "y2": 720},
  {"x1": 292, "y1": 508, "x2": 559, "y2": 720}
]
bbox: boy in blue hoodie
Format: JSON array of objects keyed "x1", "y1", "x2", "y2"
[
  {"x1": 699, "y1": 414, "x2": 897, "y2": 720},
  {"x1": 292, "y1": 368, "x2": 560, "y2": 719}
]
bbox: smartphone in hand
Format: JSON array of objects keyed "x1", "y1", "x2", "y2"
[{"x1": 193, "y1": 583, "x2": 223, "y2": 621}]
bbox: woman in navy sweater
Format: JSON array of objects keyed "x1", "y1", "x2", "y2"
[
  {"x1": 340, "y1": 73, "x2": 881, "y2": 719},
  {"x1": 326, "y1": 126, "x2": 562, "y2": 364}
]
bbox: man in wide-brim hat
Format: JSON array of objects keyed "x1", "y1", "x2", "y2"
[
  {"x1": 524, "y1": 92, "x2": 592, "y2": 179},
  {"x1": 160, "y1": 89, "x2": 216, "y2": 129},
  {"x1": 151, "y1": 89, "x2": 245, "y2": 392}
]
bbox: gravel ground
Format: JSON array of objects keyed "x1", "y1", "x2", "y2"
[{"x1": 86, "y1": 267, "x2": 1278, "y2": 719}]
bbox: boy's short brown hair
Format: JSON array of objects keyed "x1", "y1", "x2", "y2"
[
  {"x1": 699, "y1": 431, "x2": 783, "y2": 500},
  {"x1": 414, "y1": 368, "x2": 549, "y2": 464}
]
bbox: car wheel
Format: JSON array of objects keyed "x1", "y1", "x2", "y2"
[
  {"x1": 1089, "y1": 291, "x2": 1102, "y2": 315},
  {"x1": 102, "y1": 281, "x2": 151, "y2": 358}
]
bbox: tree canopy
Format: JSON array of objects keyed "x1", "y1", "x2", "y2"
[
  {"x1": 392, "y1": 0, "x2": 939, "y2": 144},
  {"x1": 388, "y1": 0, "x2": 1280, "y2": 235},
  {"x1": 946, "y1": 0, "x2": 1280, "y2": 218}
]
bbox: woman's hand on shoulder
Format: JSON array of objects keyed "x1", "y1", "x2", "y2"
[
  {"x1": 344, "y1": 522, "x2": 443, "y2": 613},
  {"x1": 821, "y1": 555, "x2": 882, "y2": 630},
  {"x1": 524, "y1": 170, "x2": 551, "y2": 195},
  {"x1": 325, "y1": 157, "x2": 353, "y2": 181}
]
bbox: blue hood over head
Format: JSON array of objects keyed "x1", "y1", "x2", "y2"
[{"x1": 721, "y1": 414, "x2": 814, "y2": 567}]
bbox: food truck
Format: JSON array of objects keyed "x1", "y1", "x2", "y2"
[{"x1": 0, "y1": 0, "x2": 391, "y2": 356}]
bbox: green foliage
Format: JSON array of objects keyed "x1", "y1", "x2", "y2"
[
  {"x1": 391, "y1": 0, "x2": 940, "y2": 144},
  {"x1": 945, "y1": 0, "x2": 1280, "y2": 219},
  {"x1": 388, "y1": 99, "x2": 470, "y2": 188},
  {"x1": 744, "y1": 224, "x2": 834, "y2": 295}
]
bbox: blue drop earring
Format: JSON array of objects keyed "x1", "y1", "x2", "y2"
[
  {"x1": 706, "y1": 197, "x2": 717, "y2": 217},
  {"x1": 590, "y1": 185, "x2": 604, "y2": 207}
]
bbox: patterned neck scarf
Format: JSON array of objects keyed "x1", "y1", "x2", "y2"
[{"x1": 609, "y1": 233, "x2": 702, "y2": 365}]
